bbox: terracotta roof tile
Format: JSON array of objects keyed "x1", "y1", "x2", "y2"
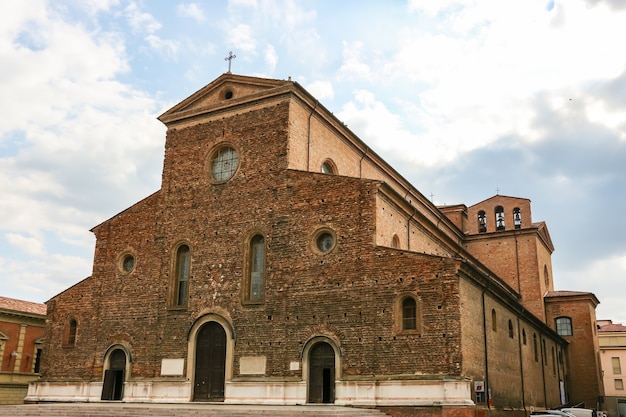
[
  {"x1": 0, "y1": 296, "x2": 46, "y2": 316},
  {"x1": 599, "y1": 323, "x2": 626, "y2": 332}
]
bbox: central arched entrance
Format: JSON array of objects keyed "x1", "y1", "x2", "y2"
[
  {"x1": 101, "y1": 348, "x2": 126, "y2": 401},
  {"x1": 193, "y1": 321, "x2": 226, "y2": 401},
  {"x1": 308, "y1": 342, "x2": 336, "y2": 403}
]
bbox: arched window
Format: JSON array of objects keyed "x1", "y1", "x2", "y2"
[
  {"x1": 491, "y1": 309, "x2": 497, "y2": 331},
  {"x1": 402, "y1": 297, "x2": 417, "y2": 330},
  {"x1": 544, "y1": 265, "x2": 550, "y2": 288},
  {"x1": 555, "y1": 317, "x2": 573, "y2": 336},
  {"x1": 391, "y1": 234, "x2": 400, "y2": 249},
  {"x1": 478, "y1": 211, "x2": 487, "y2": 233},
  {"x1": 65, "y1": 318, "x2": 77, "y2": 346},
  {"x1": 174, "y1": 244, "x2": 191, "y2": 307},
  {"x1": 513, "y1": 207, "x2": 522, "y2": 229},
  {"x1": 321, "y1": 159, "x2": 337, "y2": 175},
  {"x1": 495, "y1": 206, "x2": 505, "y2": 230},
  {"x1": 522, "y1": 329, "x2": 527, "y2": 345},
  {"x1": 533, "y1": 333, "x2": 538, "y2": 362},
  {"x1": 508, "y1": 320, "x2": 514, "y2": 338},
  {"x1": 248, "y1": 234, "x2": 266, "y2": 302}
]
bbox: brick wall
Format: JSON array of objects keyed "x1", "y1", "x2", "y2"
[{"x1": 42, "y1": 103, "x2": 466, "y2": 383}]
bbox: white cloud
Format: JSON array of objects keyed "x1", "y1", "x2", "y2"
[
  {"x1": 229, "y1": 24, "x2": 257, "y2": 54},
  {"x1": 338, "y1": 41, "x2": 372, "y2": 81},
  {"x1": 145, "y1": 34, "x2": 180, "y2": 58},
  {"x1": 124, "y1": 2, "x2": 162, "y2": 34},
  {"x1": 339, "y1": 90, "x2": 452, "y2": 166},
  {"x1": 5, "y1": 233, "x2": 46, "y2": 257},
  {"x1": 374, "y1": 0, "x2": 626, "y2": 164},
  {"x1": 0, "y1": 1, "x2": 164, "y2": 303},
  {"x1": 264, "y1": 44, "x2": 278, "y2": 73},
  {"x1": 305, "y1": 80, "x2": 334, "y2": 101},
  {"x1": 177, "y1": 3, "x2": 206, "y2": 22}
]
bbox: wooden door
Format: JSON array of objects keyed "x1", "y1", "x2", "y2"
[
  {"x1": 101, "y1": 349, "x2": 126, "y2": 401},
  {"x1": 193, "y1": 322, "x2": 226, "y2": 401},
  {"x1": 308, "y1": 342, "x2": 335, "y2": 403}
]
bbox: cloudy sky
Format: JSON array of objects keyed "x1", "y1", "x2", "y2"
[{"x1": 1, "y1": 0, "x2": 625, "y2": 324}]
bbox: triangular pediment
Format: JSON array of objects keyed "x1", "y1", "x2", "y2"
[
  {"x1": 469, "y1": 194, "x2": 530, "y2": 209},
  {"x1": 158, "y1": 73, "x2": 292, "y2": 125}
]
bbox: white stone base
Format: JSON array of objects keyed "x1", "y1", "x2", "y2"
[{"x1": 27, "y1": 378, "x2": 474, "y2": 406}]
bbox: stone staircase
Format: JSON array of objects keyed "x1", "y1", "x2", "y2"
[{"x1": 0, "y1": 403, "x2": 390, "y2": 417}]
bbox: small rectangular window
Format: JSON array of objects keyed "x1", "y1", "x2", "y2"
[
  {"x1": 615, "y1": 379, "x2": 624, "y2": 390},
  {"x1": 556, "y1": 317, "x2": 573, "y2": 336},
  {"x1": 613, "y1": 357, "x2": 622, "y2": 375}
]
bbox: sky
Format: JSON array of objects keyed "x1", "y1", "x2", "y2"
[{"x1": 1, "y1": 0, "x2": 625, "y2": 324}]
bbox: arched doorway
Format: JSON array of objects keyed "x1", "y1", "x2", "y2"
[
  {"x1": 308, "y1": 342, "x2": 335, "y2": 403},
  {"x1": 101, "y1": 348, "x2": 126, "y2": 401},
  {"x1": 193, "y1": 321, "x2": 226, "y2": 401}
]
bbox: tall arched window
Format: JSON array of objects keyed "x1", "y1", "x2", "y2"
[
  {"x1": 544, "y1": 265, "x2": 550, "y2": 288},
  {"x1": 478, "y1": 211, "x2": 487, "y2": 233},
  {"x1": 533, "y1": 333, "x2": 538, "y2": 362},
  {"x1": 522, "y1": 329, "x2": 527, "y2": 345},
  {"x1": 513, "y1": 207, "x2": 522, "y2": 229},
  {"x1": 491, "y1": 309, "x2": 497, "y2": 331},
  {"x1": 508, "y1": 320, "x2": 514, "y2": 338},
  {"x1": 248, "y1": 234, "x2": 266, "y2": 302},
  {"x1": 402, "y1": 297, "x2": 417, "y2": 330},
  {"x1": 64, "y1": 318, "x2": 77, "y2": 346},
  {"x1": 391, "y1": 234, "x2": 400, "y2": 249},
  {"x1": 174, "y1": 244, "x2": 191, "y2": 307},
  {"x1": 495, "y1": 206, "x2": 505, "y2": 230}
]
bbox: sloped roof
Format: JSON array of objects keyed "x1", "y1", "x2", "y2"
[
  {"x1": 0, "y1": 295, "x2": 46, "y2": 316},
  {"x1": 599, "y1": 322, "x2": 626, "y2": 332},
  {"x1": 469, "y1": 194, "x2": 531, "y2": 208},
  {"x1": 546, "y1": 290, "x2": 594, "y2": 297},
  {"x1": 545, "y1": 290, "x2": 600, "y2": 307}
]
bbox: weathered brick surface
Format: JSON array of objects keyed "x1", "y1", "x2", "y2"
[{"x1": 41, "y1": 99, "x2": 465, "y2": 383}]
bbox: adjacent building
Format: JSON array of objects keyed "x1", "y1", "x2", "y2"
[
  {"x1": 0, "y1": 296, "x2": 46, "y2": 404},
  {"x1": 598, "y1": 320, "x2": 626, "y2": 417},
  {"x1": 27, "y1": 73, "x2": 604, "y2": 416}
]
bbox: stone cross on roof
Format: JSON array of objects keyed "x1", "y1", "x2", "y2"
[{"x1": 225, "y1": 51, "x2": 236, "y2": 73}]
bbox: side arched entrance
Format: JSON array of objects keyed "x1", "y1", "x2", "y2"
[
  {"x1": 193, "y1": 321, "x2": 227, "y2": 401},
  {"x1": 308, "y1": 342, "x2": 336, "y2": 403},
  {"x1": 101, "y1": 348, "x2": 126, "y2": 401}
]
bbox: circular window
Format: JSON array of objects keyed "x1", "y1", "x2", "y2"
[
  {"x1": 121, "y1": 254, "x2": 135, "y2": 273},
  {"x1": 314, "y1": 230, "x2": 336, "y2": 254},
  {"x1": 224, "y1": 90, "x2": 233, "y2": 99},
  {"x1": 210, "y1": 145, "x2": 239, "y2": 182}
]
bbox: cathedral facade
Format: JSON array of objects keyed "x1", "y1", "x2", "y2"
[{"x1": 27, "y1": 74, "x2": 603, "y2": 416}]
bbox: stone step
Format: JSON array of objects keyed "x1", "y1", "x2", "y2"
[{"x1": 0, "y1": 403, "x2": 390, "y2": 417}]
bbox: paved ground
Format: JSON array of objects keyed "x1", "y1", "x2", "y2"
[{"x1": 0, "y1": 402, "x2": 390, "y2": 417}]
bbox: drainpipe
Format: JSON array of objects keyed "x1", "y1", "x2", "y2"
[
  {"x1": 407, "y1": 207, "x2": 416, "y2": 251},
  {"x1": 481, "y1": 283, "x2": 492, "y2": 415},
  {"x1": 541, "y1": 335, "x2": 548, "y2": 408},
  {"x1": 359, "y1": 147, "x2": 369, "y2": 178},
  {"x1": 517, "y1": 316, "x2": 527, "y2": 413},
  {"x1": 306, "y1": 101, "x2": 318, "y2": 171},
  {"x1": 514, "y1": 231, "x2": 521, "y2": 294}
]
